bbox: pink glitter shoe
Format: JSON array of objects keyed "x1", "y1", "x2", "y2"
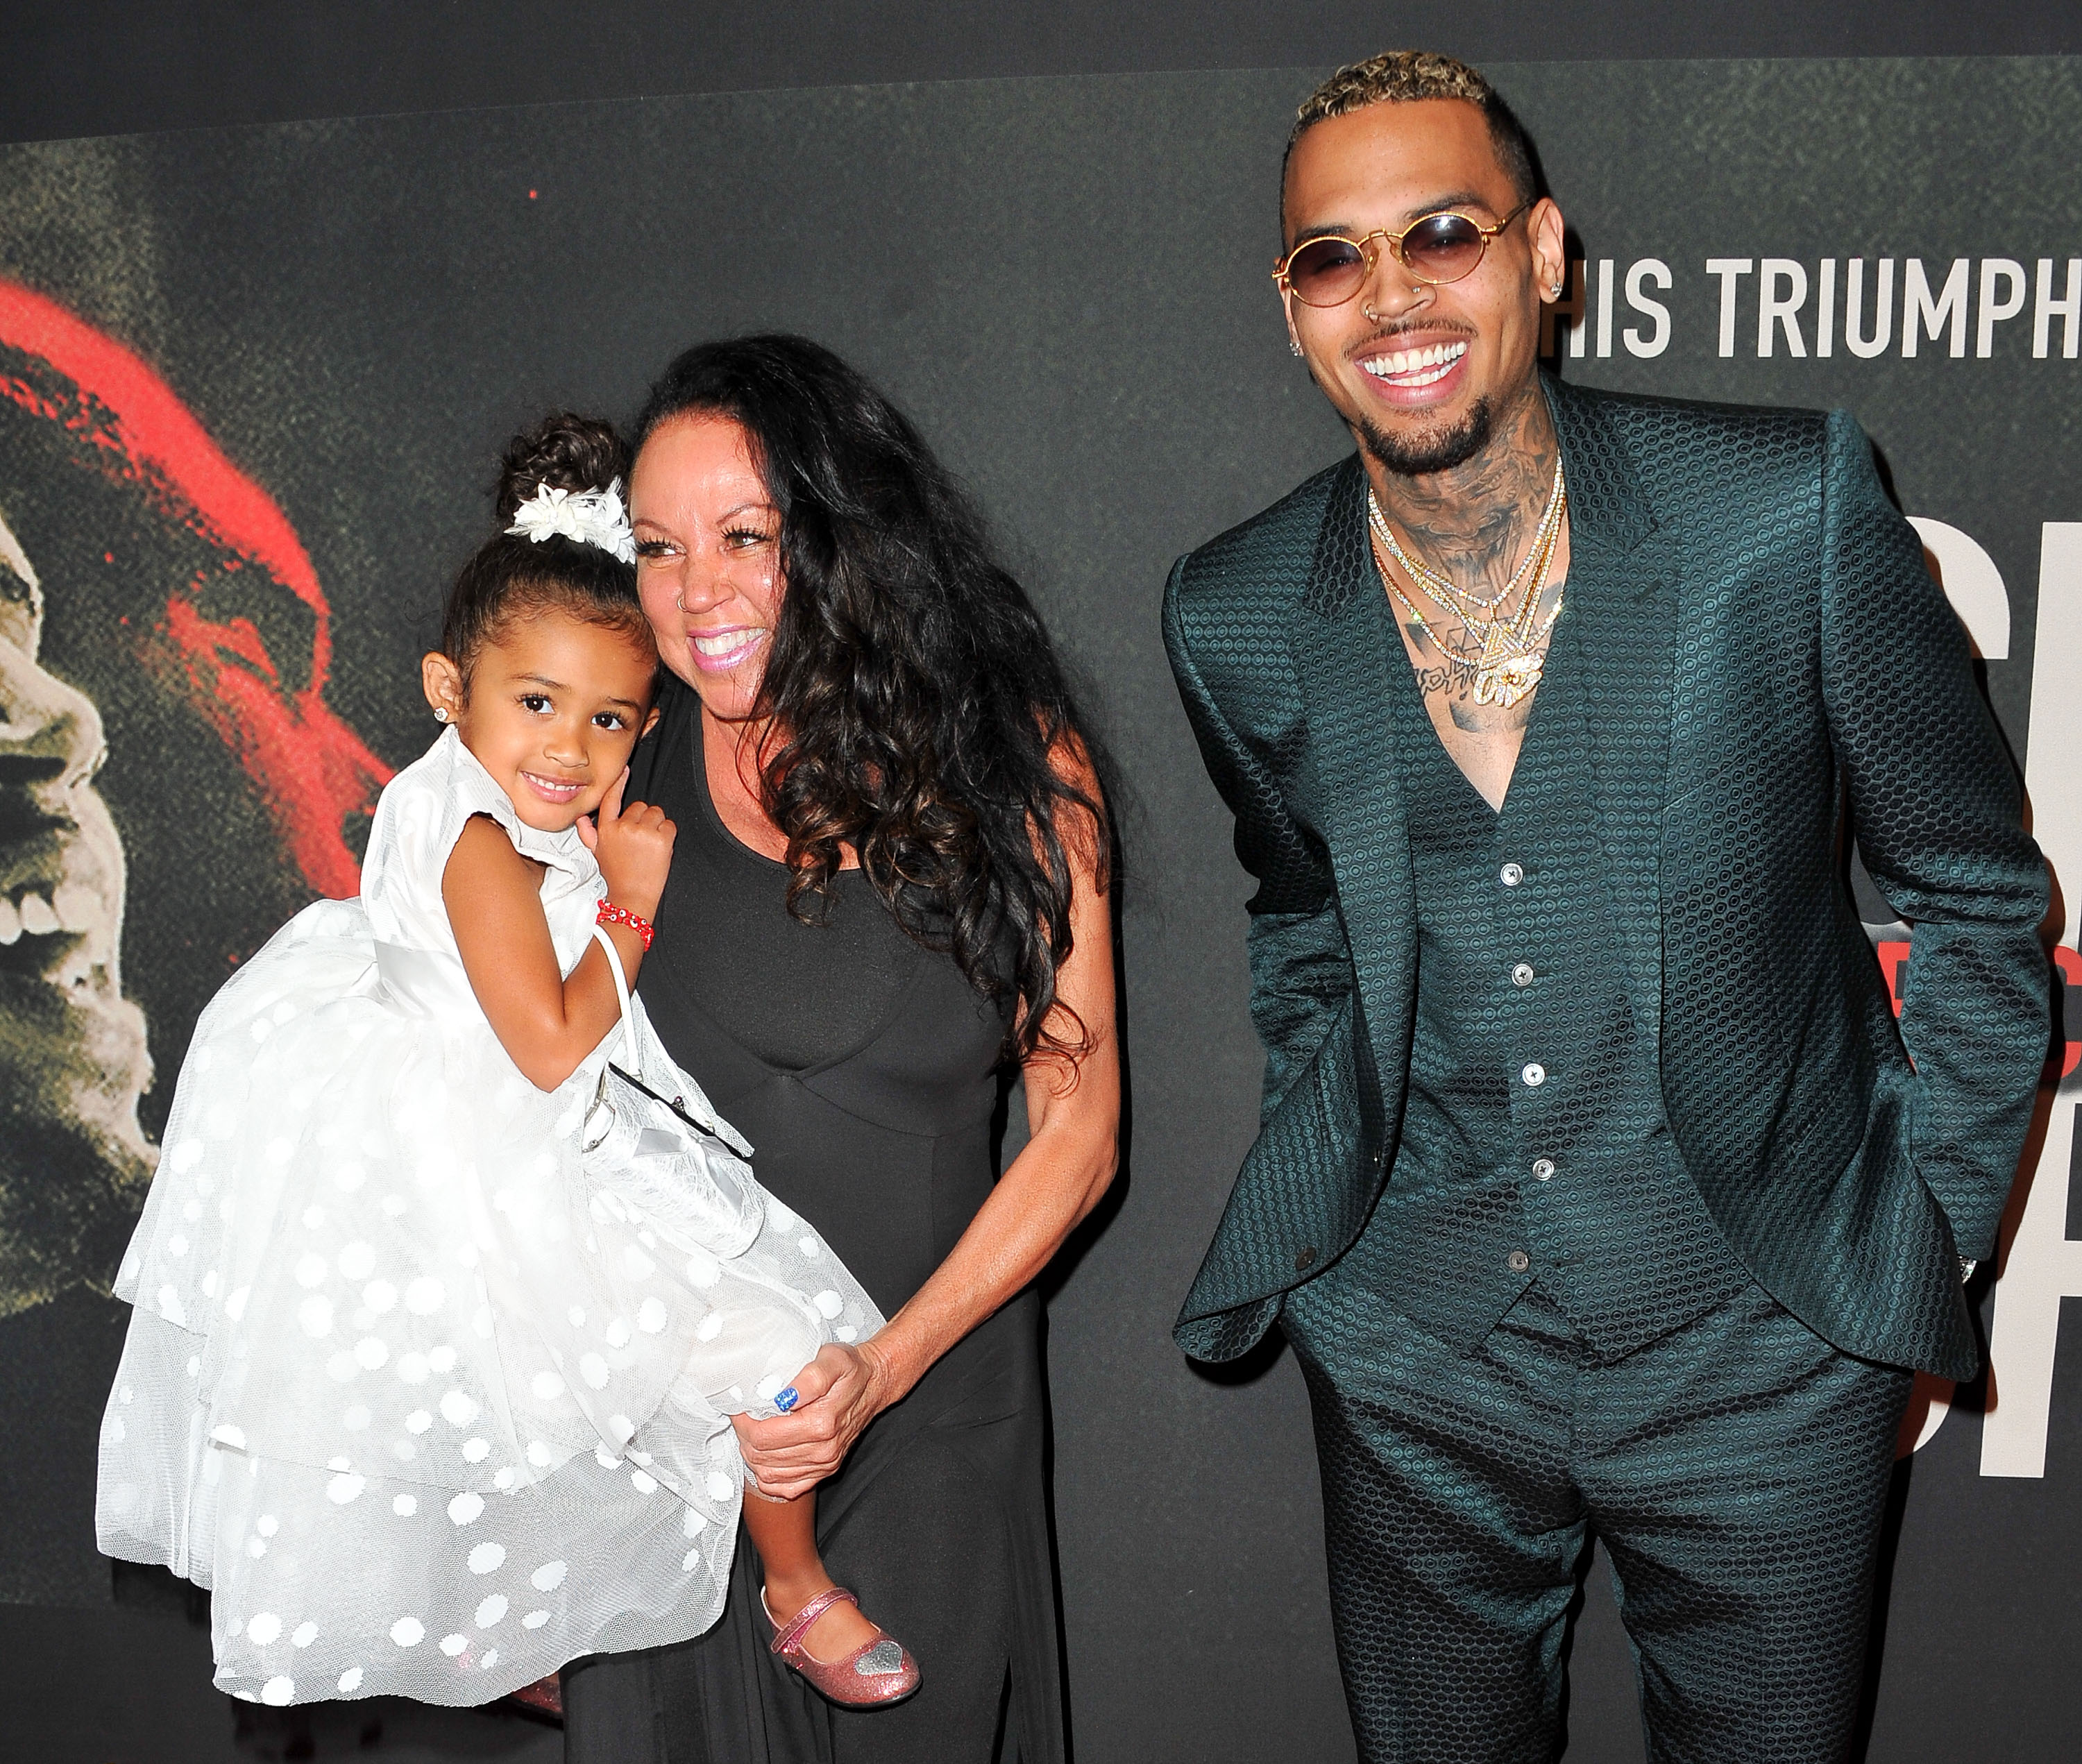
[{"x1": 762, "y1": 1586, "x2": 921, "y2": 1708}]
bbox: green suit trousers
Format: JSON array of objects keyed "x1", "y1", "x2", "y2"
[{"x1": 1285, "y1": 1269, "x2": 1912, "y2": 1764}]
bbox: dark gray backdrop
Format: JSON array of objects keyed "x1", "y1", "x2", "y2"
[{"x1": 1, "y1": 39, "x2": 2078, "y2": 1764}]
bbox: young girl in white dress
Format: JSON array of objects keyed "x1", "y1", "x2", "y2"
[{"x1": 96, "y1": 416, "x2": 919, "y2": 1713}]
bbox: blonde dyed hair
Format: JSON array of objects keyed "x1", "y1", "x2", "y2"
[{"x1": 1284, "y1": 51, "x2": 1538, "y2": 210}]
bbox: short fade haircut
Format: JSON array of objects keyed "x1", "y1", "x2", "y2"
[{"x1": 1283, "y1": 51, "x2": 1540, "y2": 226}]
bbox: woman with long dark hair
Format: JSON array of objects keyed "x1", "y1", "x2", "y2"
[{"x1": 560, "y1": 336, "x2": 1118, "y2": 1764}]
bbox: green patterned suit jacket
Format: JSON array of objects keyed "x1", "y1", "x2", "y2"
[{"x1": 1165, "y1": 377, "x2": 2049, "y2": 1382}]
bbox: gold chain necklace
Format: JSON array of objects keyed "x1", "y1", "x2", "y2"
[
  {"x1": 1369, "y1": 482, "x2": 1566, "y2": 710},
  {"x1": 1370, "y1": 455, "x2": 1564, "y2": 618}
]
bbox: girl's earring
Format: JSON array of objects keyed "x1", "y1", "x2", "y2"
[{"x1": 434, "y1": 706, "x2": 450, "y2": 723}]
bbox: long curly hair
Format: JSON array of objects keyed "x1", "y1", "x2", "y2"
[{"x1": 632, "y1": 336, "x2": 1112, "y2": 1067}]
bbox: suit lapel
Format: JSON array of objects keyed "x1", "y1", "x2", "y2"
[
  {"x1": 1546, "y1": 380, "x2": 1677, "y2": 1059},
  {"x1": 1287, "y1": 384, "x2": 1677, "y2": 1110},
  {"x1": 1288, "y1": 458, "x2": 1419, "y2": 1102}
]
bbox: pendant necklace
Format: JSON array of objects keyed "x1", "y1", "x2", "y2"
[{"x1": 1367, "y1": 467, "x2": 1567, "y2": 711}]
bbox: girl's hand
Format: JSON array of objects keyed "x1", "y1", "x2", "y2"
[
  {"x1": 578, "y1": 767, "x2": 674, "y2": 919},
  {"x1": 729, "y1": 1339, "x2": 899, "y2": 1500}
]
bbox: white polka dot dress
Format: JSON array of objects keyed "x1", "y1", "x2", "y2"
[{"x1": 95, "y1": 729, "x2": 881, "y2": 1708}]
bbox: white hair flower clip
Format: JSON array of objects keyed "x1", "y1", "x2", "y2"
[{"x1": 505, "y1": 477, "x2": 637, "y2": 565}]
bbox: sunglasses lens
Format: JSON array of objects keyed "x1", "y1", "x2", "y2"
[
  {"x1": 1400, "y1": 214, "x2": 1487, "y2": 284},
  {"x1": 1286, "y1": 237, "x2": 1369, "y2": 306}
]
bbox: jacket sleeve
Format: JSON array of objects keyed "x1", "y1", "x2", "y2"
[
  {"x1": 1820, "y1": 409, "x2": 2052, "y2": 1261},
  {"x1": 1165, "y1": 558, "x2": 1387, "y2": 1362},
  {"x1": 1161, "y1": 558, "x2": 1351, "y2": 1123}
]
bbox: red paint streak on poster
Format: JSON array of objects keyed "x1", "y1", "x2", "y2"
[{"x1": 0, "y1": 278, "x2": 390, "y2": 898}]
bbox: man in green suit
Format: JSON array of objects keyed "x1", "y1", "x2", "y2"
[{"x1": 1165, "y1": 51, "x2": 2049, "y2": 1763}]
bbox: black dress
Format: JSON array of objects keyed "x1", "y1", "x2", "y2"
[{"x1": 561, "y1": 677, "x2": 1065, "y2": 1764}]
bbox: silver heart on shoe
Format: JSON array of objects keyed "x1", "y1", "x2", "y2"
[{"x1": 854, "y1": 1640, "x2": 906, "y2": 1677}]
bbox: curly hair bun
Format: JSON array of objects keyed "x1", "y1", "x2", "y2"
[
  {"x1": 494, "y1": 412, "x2": 629, "y2": 524},
  {"x1": 441, "y1": 411, "x2": 648, "y2": 679}
]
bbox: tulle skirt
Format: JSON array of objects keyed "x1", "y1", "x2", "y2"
[{"x1": 96, "y1": 897, "x2": 881, "y2": 1707}]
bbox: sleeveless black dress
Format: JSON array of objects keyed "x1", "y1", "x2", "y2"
[{"x1": 561, "y1": 677, "x2": 1065, "y2": 1764}]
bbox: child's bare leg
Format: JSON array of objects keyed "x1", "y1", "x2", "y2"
[{"x1": 740, "y1": 1486, "x2": 881, "y2": 1657}]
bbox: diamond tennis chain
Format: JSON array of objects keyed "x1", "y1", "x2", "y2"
[
  {"x1": 1369, "y1": 453, "x2": 1564, "y2": 619},
  {"x1": 1367, "y1": 462, "x2": 1567, "y2": 711}
]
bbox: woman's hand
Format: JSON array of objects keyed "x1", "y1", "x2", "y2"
[
  {"x1": 731, "y1": 1338, "x2": 899, "y2": 1501},
  {"x1": 578, "y1": 767, "x2": 674, "y2": 920}
]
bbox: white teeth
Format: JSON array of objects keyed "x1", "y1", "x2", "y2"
[
  {"x1": 53, "y1": 883, "x2": 101, "y2": 933},
  {"x1": 0, "y1": 890, "x2": 89, "y2": 939},
  {"x1": 1362, "y1": 340, "x2": 1469, "y2": 382},
  {"x1": 693, "y1": 631, "x2": 752, "y2": 657}
]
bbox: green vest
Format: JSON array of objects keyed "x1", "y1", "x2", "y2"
[{"x1": 1362, "y1": 607, "x2": 1748, "y2": 1357}]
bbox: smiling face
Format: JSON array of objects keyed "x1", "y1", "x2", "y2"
[
  {"x1": 1280, "y1": 98, "x2": 1566, "y2": 477},
  {"x1": 627, "y1": 414, "x2": 786, "y2": 722},
  {"x1": 0, "y1": 511, "x2": 154, "y2": 1316},
  {"x1": 421, "y1": 608, "x2": 660, "y2": 832}
]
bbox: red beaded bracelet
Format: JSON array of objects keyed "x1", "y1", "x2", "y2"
[{"x1": 596, "y1": 899, "x2": 655, "y2": 951}]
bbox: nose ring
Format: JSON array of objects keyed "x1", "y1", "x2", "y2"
[{"x1": 674, "y1": 593, "x2": 684, "y2": 612}]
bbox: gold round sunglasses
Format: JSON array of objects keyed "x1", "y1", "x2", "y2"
[{"x1": 1273, "y1": 201, "x2": 1532, "y2": 307}]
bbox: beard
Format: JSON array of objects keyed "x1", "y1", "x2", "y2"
[{"x1": 1355, "y1": 395, "x2": 1495, "y2": 478}]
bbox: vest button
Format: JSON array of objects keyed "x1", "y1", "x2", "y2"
[
  {"x1": 1521, "y1": 1062, "x2": 1546, "y2": 1087},
  {"x1": 1499, "y1": 862, "x2": 1525, "y2": 886},
  {"x1": 1511, "y1": 962, "x2": 1535, "y2": 987},
  {"x1": 1507, "y1": 1250, "x2": 1532, "y2": 1273},
  {"x1": 1294, "y1": 1246, "x2": 1318, "y2": 1272},
  {"x1": 1532, "y1": 1157, "x2": 1557, "y2": 1181}
]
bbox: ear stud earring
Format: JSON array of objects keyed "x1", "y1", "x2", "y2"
[
  {"x1": 434, "y1": 706, "x2": 450, "y2": 722},
  {"x1": 1289, "y1": 337, "x2": 1304, "y2": 357}
]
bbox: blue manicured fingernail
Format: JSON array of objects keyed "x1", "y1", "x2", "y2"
[{"x1": 774, "y1": 1386, "x2": 799, "y2": 1413}]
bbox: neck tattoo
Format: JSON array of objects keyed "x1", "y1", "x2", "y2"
[{"x1": 1367, "y1": 461, "x2": 1567, "y2": 712}]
